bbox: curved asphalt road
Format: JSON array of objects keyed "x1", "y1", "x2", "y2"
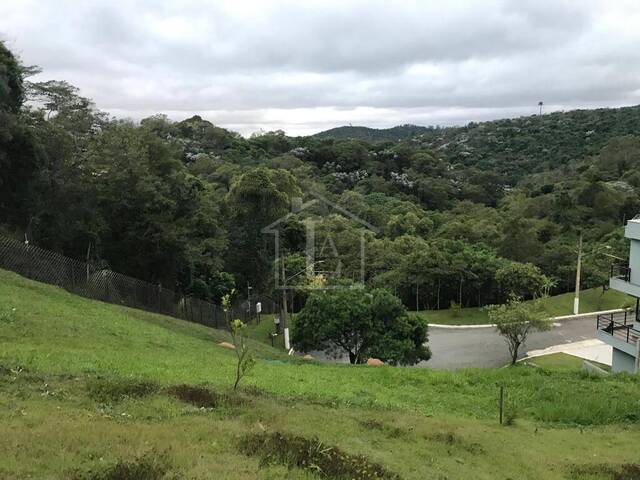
[{"x1": 424, "y1": 316, "x2": 599, "y2": 369}]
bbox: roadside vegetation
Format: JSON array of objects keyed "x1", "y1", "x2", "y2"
[
  {"x1": 418, "y1": 287, "x2": 633, "y2": 325},
  {"x1": 1, "y1": 270, "x2": 640, "y2": 479},
  {"x1": 487, "y1": 296, "x2": 551, "y2": 365},
  {"x1": 244, "y1": 287, "x2": 632, "y2": 355},
  {"x1": 292, "y1": 287, "x2": 430, "y2": 364}
]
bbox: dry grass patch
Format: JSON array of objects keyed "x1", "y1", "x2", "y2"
[
  {"x1": 569, "y1": 463, "x2": 640, "y2": 480},
  {"x1": 239, "y1": 431, "x2": 401, "y2": 480},
  {"x1": 425, "y1": 431, "x2": 485, "y2": 455},
  {"x1": 86, "y1": 377, "x2": 159, "y2": 403},
  {"x1": 69, "y1": 451, "x2": 173, "y2": 480},
  {"x1": 166, "y1": 384, "x2": 250, "y2": 409}
]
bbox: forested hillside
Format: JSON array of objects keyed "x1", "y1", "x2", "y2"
[
  {"x1": 313, "y1": 124, "x2": 433, "y2": 142},
  {"x1": 2, "y1": 40, "x2": 640, "y2": 312},
  {"x1": 316, "y1": 106, "x2": 640, "y2": 184}
]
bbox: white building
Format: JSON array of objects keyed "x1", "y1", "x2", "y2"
[{"x1": 598, "y1": 217, "x2": 640, "y2": 372}]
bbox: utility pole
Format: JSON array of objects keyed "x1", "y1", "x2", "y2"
[
  {"x1": 281, "y1": 258, "x2": 290, "y2": 350},
  {"x1": 573, "y1": 232, "x2": 583, "y2": 315},
  {"x1": 246, "y1": 282, "x2": 252, "y2": 319},
  {"x1": 86, "y1": 242, "x2": 91, "y2": 283},
  {"x1": 277, "y1": 258, "x2": 324, "y2": 352}
]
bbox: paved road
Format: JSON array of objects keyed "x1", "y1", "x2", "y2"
[{"x1": 423, "y1": 316, "x2": 600, "y2": 369}]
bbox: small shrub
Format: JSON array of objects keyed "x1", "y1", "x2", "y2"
[
  {"x1": 569, "y1": 462, "x2": 640, "y2": 480},
  {"x1": 222, "y1": 291, "x2": 255, "y2": 390},
  {"x1": 167, "y1": 384, "x2": 248, "y2": 409},
  {"x1": 503, "y1": 396, "x2": 519, "y2": 426},
  {"x1": 86, "y1": 377, "x2": 159, "y2": 403},
  {"x1": 71, "y1": 450, "x2": 172, "y2": 480},
  {"x1": 0, "y1": 307, "x2": 17, "y2": 325},
  {"x1": 503, "y1": 409, "x2": 517, "y2": 426},
  {"x1": 229, "y1": 318, "x2": 255, "y2": 390},
  {"x1": 239, "y1": 431, "x2": 401, "y2": 480},
  {"x1": 487, "y1": 296, "x2": 551, "y2": 365},
  {"x1": 449, "y1": 301, "x2": 461, "y2": 318},
  {"x1": 167, "y1": 384, "x2": 220, "y2": 408}
]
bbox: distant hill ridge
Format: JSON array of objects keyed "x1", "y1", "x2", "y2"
[
  {"x1": 312, "y1": 124, "x2": 434, "y2": 141},
  {"x1": 312, "y1": 104, "x2": 640, "y2": 143},
  {"x1": 312, "y1": 104, "x2": 640, "y2": 181}
]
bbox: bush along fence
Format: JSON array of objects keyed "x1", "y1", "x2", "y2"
[{"x1": 0, "y1": 235, "x2": 275, "y2": 329}]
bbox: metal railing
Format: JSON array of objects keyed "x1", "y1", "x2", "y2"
[
  {"x1": 597, "y1": 311, "x2": 640, "y2": 345},
  {"x1": 0, "y1": 235, "x2": 275, "y2": 329},
  {"x1": 610, "y1": 263, "x2": 631, "y2": 282}
]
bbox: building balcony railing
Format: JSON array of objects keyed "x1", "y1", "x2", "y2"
[
  {"x1": 597, "y1": 312, "x2": 640, "y2": 345},
  {"x1": 610, "y1": 263, "x2": 631, "y2": 283}
]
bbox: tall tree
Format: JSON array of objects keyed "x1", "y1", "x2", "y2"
[
  {"x1": 0, "y1": 42, "x2": 43, "y2": 226},
  {"x1": 225, "y1": 167, "x2": 301, "y2": 291},
  {"x1": 293, "y1": 287, "x2": 430, "y2": 365}
]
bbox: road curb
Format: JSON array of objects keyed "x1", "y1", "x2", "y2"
[
  {"x1": 429, "y1": 308, "x2": 626, "y2": 329},
  {"x1": 430, "y1": 323, "x2": 495, "y2": 329}
]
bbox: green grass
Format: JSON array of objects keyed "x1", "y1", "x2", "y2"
[
  {"x1": 417, "y1": 304, "x2": 489, "y2": 325},
  {"x1": 537, "y1": 288, "x2": 634, "y2": 317},
  {"x1": 1, "y1": 269, "x2": 639, "y2": 479},
  {"x1": 417, "y1": 287, "x2": 634, "y2": 325},
  {"x1": 244, "y1": 312, "x2": 286, "y2": 349},
  {"x1": 524, "y1": 353, "x2": 587, "y2": 370},
  {"x1": 2, "y1": 370, "x2": 638, "y2": 480},
  {"x1": 522, "y1": 353, "x2": 611, "y2": 372}
]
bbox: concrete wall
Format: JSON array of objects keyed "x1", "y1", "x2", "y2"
[
  {"x1": 630, "y1": 238, "x2": 640, "y2": 285},
  {"x1": 612, "y1": 347, "x2": 637, "y2": 373},
  {"x1": 625, "y1": 219, "x2": 640, "y2": 242},
  {"x1": 623, "y1": 219, "x2": 640, "y2": 329},
  {"x1": 626, "y1": 220, "x2": 640, "y2": 283}
]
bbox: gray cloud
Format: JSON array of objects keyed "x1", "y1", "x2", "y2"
[{"x1": 1, "y1": 0, "x2": 639, "y2": 135}]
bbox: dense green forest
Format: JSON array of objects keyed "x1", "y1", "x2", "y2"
[{"x1": 2, "y1": 41, "x2": 639, "y2": 311}]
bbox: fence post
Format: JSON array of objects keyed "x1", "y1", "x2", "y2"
[{"x1": 499, "y1": 385, "x2": 504, "y2": 425}]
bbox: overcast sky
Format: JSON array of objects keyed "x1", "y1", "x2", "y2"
[{"x1": 2, "y1": 0, "x2": 640, "y2": 136}]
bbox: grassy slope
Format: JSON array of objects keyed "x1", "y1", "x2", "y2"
[
  {"x1": 418, "y1": 287, "x2": 633, "y2": 325},
  {"x1": 244, "y1": 312, "x2": 285, "y2": 348},
  {"x1": 1, "y1": 269, "x2": 639, "y2": 479},
  {"x1": 522, "y1": 353, "x2": 611, "y2": 372}
]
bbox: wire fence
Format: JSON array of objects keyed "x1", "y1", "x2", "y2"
[{"x1": 0, "y1": 235, "x2": 276, "y2": 329}]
